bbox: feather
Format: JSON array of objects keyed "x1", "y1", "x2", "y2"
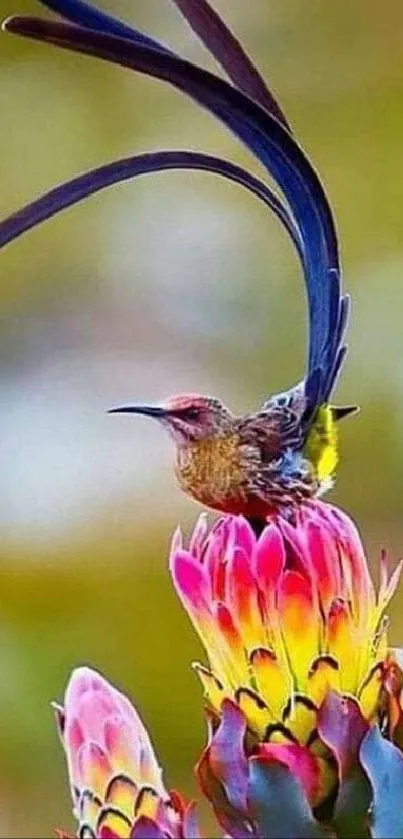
[
  {"x1": 169, "y1": 0, "x2": 290, "y2": 127},
  {"x1": 3, "y1": 19, "x2": 337, "y2": 287},
  {"x1": 38, "y1": 0, "x2": 171, "y2": 52},
  {"x1": 0, "y1": 150, "x2": 303, "y2": 259},
  {"x1": 40, "y1": 0, "x2": 289, "y2": 126}
]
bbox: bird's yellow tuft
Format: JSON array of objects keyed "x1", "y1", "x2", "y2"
[{"x1": 304, "y1": 404, "x2": 339, "y2": 483}]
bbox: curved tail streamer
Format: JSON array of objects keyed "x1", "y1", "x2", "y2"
[
  {"x1": 38, "y1": 0, "x2": 172, "y2": 52},
  {"x1": 169, "y1": 0, "x2": 290, "y2": 127},
  {"x1": 0, "y1": 150, "x2": 303, "y2": 260},
  {"x1": 39, "y1": 0, "x2": 289, "y2": 126}
]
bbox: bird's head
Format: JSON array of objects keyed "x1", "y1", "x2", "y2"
[{"x1": 109, "y1": 393, "x2": 234, "y2": 444}]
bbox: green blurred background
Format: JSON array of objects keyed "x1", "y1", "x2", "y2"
[{"x1": 1, "y1": 0, "x2": 403, "y2": 835}]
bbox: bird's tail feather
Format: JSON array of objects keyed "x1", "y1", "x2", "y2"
[
  {"x1": 167, "y1": 0, "x2": 350, "y2": 418},
  {"x1": 304, "y1": 268, "x2": 350, "y2": 428}
]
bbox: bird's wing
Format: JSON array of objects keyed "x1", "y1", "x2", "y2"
[{"x1": 239, "y1": 394, "x2": 305, "y2": 462}]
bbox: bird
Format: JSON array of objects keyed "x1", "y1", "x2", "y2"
[
  {"x1": 2, "y1": 2, "x2": 358, "y2": 528},
  {"x1": 108, "y1": 389, "x2": 357, "y2": 526},
  {"x1": 89, "y1": 0, "x2": 359, "y2": 529}
]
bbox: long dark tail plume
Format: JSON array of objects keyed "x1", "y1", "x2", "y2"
[
  {"x1": 169, "y1": 0, "x2": 290, "y2": 128},
  {"x1": 39, "y1": 0, "x2": 290, "y2": 126},
  {"x1": 2, "y1": 2, "x2": 302, "y2": 254},
  {"x1": 0, "y1": 150, "x2": 303, "y2": 260},
  {"x1": 2, "y1": 0, "x2": 349, "y2": 417},
  {"x1": 38, "y1": 0, "x2": 173, "y2": 52}
]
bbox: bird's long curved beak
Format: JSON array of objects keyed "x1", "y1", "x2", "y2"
[{"x1": 108, "y1": 404, "x2": 168, "y2": 418}]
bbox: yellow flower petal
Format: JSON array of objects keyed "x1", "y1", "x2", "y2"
[
  {"x1": 282, "y1": 695, "x2": 317, "y2": 745},
  {"x1": 79, "y1": 790, "x2": 102, "y2": 829},
  {"x1": 104, "y1": 774, "x2": 137, "y2": 820},
  {"x1": 307, "y1": 655, "x2": 340, "y2": 706},
  {"x1": 193, "y1": 662, "x2": 228, "y2": 714},
  {"x1": 278, "y1": 571, "x2": 319, "y2": 690},
  {"x1": 358, "y1": 663, "x2": 383, "y2": 720},
  {"x1": 327, "y1": 599, "x2": 358, "y2": 693},
  {"x1": 236, "y1": 687, "x2": 273, "y2": 738},
  {"x1": 265, "y1": 723, "x2": 296, "y2": 745},
  {"x1": 134, "y1": 787, "x2": 160, "y2": 821},
  {"x1": 250, "y1": 647, "x2": 292, "y2": 718},
  {"x1": 96, "y1": 806, "x2": 131, "y2": 838}
]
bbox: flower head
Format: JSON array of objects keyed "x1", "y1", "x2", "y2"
[
  {"x1": 170, "y1": 500, "x2": 401, "y2": 808},
  {"x1": 56, "y1": 667, "x2": 198, "y2": 839}
]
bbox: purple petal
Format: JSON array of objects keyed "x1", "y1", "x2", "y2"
[
  {"x1": 208, "y1": 699, "x2": 249, "y2": 813},
  {"x1": 317, "y1": 691, "x2": 368, "y2": 780},
  {"x1": 182, "y1": 802, "x2": 201, "y2": 839},
  {"x1": 196, "y1": 704, "x2": 252, "y2": 839},
  {"x1": 130, "y1": 818, "x2": 166, "y2": 839}
]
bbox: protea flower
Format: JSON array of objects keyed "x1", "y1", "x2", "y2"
[
  {"x1": 55, "y1": 667, "x2": 199, "y2": 839},
  {"x1": 170, "y1": 501, "x2": 402, "y2": 836}
]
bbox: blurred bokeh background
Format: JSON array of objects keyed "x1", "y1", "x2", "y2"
[{"x1": 1, "y1": 0, "x2": 403, "y2": 834}]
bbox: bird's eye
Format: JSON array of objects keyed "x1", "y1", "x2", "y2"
[{"x1": 181, "y1": 407, "x2": 201, "y2": 421}]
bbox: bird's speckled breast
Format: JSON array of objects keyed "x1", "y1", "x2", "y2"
[{"x1": 175, "y1": 435, "x2": 247, "y2": 508}]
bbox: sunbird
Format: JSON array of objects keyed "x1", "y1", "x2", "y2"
[
  {"x1": 109, "y1": 397, "x2": 356, "y2": 523},
  {"x1": 1, "y1": 0, "x2": 357, "y2": 525}
]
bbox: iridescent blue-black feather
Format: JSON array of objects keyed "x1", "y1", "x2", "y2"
[
  {"x1": 35, "y1": 0, "x2": 348, "y2": 426},
  {"x1": 38, "y1": 0, "x2": 171, "y2": 52}
]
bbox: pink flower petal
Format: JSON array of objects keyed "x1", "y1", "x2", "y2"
[
  {"x1": 226, "y1": 548, "x2": 264, "y2": 651},
  {"x1": 64, "y1": 717, "x2": 85, "y2": 786},
  {"x1": 306, "y1": 521, "x2": 340, "y2": 614},
  {"x1": 229, "y1": 516, "x2": 256, "y2": 558},
  {"x1": 256, "y1": 742, "x2": 322, "y2": 806},
  {"x1": 170, "y1": 550, "x2": 211, "y2": 614},
  {"x1": 253, "y1": 525, "x2": 285, "y2": 600},
  {"x1": 77, "y1": 742, "x2": 113, "y2": 797},
  {"x1": 169, "y1": 526, "x2": 182, "y2": 560},
  {"x1": 203, "y1": 534, "x2": 226, "y2": 602},
  {"x1": 276, "y1": 517, "x2": 309, "y2": 575},
  {"x1": 70, "y1": 691, "x2": 116, "y2": 744},
  {"x1": 170, "y1": 549, "x2": 217, "y2": 660},
  {"x1": 188, "y1": 513, "x2": 209, "y2": 559},
  {"x1": 327, "y1": 505, "x2": 375, "y2": 615}
]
